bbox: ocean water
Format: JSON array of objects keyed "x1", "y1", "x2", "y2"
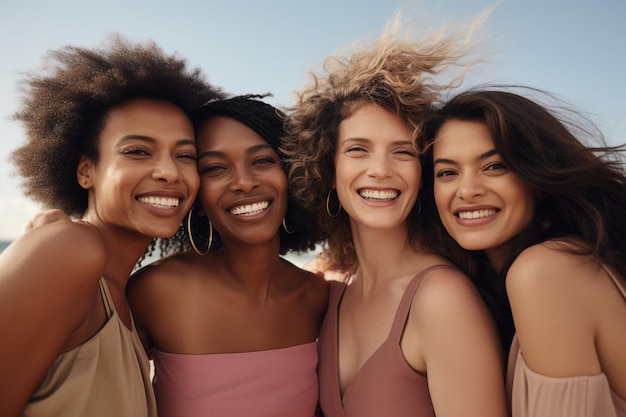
[{"x1": 0, "y1": 241, "x2": 10, "y2": 254}]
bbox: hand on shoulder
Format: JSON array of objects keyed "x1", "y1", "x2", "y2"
[{"x1": 23, "y1": 209, "x2": 71, "y2": 233}]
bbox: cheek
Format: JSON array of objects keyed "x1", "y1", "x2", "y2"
[
  {"x1": 433, "y1": 184, "x2": 447, "y2": 212},
  {"x1": 198, "y1": 182, "x2": 219, "y2": 215},
  {"x1": 185, "y1": 166, "x2": 201, "y2": 193},
  {"x1": 274, "y1": 171, "x2": 289, "y2": 213},
  {"x1": 433, "y1": 184, "x2": 456, "y2": 227}
]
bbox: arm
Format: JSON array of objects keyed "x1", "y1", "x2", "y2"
[
  {"x1": 0, "y1": 221, "x2": 106, "y2": 417},
  {"x1": 126, "y1": 266, "x2": 158, "y2": 354},
  {"x1": 414, "y1": 269, "x2": 507, "y2": 417}
]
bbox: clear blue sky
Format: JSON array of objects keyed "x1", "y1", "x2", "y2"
[{"x1": 1, "y1": 0, "x2": 624, "y2": 240}]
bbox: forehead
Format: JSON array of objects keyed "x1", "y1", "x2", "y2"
[
  {"x1": 197, "y1": 115, "x2": 272, "y2": 151},
  {"x1": 338, "y1": 103, "x2": 410, "y2": 142},
  {"x1": 99, "y1": 98, "x2": 193, "y2": 145},
  {"x1": 433, "y1": 120, "x2": 494, "y2": 154}
]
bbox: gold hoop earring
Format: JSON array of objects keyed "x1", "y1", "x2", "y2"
[
  {"x1": 326, "y1": 190, "x2": 341, "y2": 218},
  {"x1": 187, "y1": 204, "x2": 212, "y2": 255},
  {"x1": 282, "y1": 218, "x2": 295, "y2": 234}
]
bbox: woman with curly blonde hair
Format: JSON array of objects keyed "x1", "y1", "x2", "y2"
[{"x1": 281, "y1": 16, "x2": 507, "y2": 417}]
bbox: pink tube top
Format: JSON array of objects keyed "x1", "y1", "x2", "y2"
[{"x1": 152, "y1": 341, "x2": 319, "y2": 417}]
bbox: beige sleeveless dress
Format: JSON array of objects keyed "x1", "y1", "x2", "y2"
[{"x1": 21, "y1": 277, "x2": 157, "y2": 417}]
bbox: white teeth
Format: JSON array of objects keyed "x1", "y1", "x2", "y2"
[
  {"x1": 359, "y1": 189, "x2": 398, "y2": 201},
  {"x1": 458, "y1": 209, "x2": 497, "y2": 219},
  {"x1": 138, "y1": 196, "x2": 180, "y2": 209},
  {"x1": 229, "y1": 201, "x2": 270, "y2": 216}
]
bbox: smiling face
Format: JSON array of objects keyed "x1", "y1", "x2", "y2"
[
  {"x1": 196, "y1": 115, "x2": 287, "y2": 247},
  {"x1": 334, "y1": 103, "x2": 421, "y2": 234},
  {"x1": 79, "y1": 98, "x2": 199, "y2": 240},
  {"x1": 432, "y1": 119, "x2": 535, "y2": 268}
]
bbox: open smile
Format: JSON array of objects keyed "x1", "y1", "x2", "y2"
[
  {"x1": 229, "y1": 200, "x2": 270, "y2": 216},
  {"x1": 358, "y1": 188, "x2": 399, "y2": 201},
  {"x1": 456, "y1": 208, "x2": 498, "y2": 219},
  {"x1": 137, "y1": 196, "x2": 180, "y2": 209}
]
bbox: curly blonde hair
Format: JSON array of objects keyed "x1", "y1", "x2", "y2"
[{"x1": 281, "y1": 15, "x2": 485, "y2": 272}]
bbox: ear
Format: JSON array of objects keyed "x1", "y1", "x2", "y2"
[{"x1": 76, "y1": 155, "x2": 95, "y2": 190}]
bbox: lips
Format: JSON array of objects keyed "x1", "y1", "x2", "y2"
[
  {"x1": 358, "y1": 188, "x2": 399, "y2": 201},
  {"x1": 229, "y1": 200, "x2": 270, "y2": 216},
  {"x1": 137, "y1": 196, "x2": 180, "y2": 209},
  {"x1": 456, "y1": 208, "x2": 498, "y2": 219}
]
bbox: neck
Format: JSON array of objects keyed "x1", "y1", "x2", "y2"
[
  {"x1": 219, "y1": 234, "x2": 283, "y2": 300},
  {"x1": 81, "y1": 215, "x2": 152, "y2": 287},
  {"x1": 350, "y1": 223, "x2": 421, "y2": 283}
]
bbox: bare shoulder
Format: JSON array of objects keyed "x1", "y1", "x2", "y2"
[
  {"x1": 410, "y1": 262, "x2": 495, "y2": 340},
  {"x1": 414, "y1": 263, "x2": 485, "y2": 312},
  {"x1": 281, "y1": 259, "x2": 330, "y2": 313},
  {"x1": 127, "y1": 251, "x2": 198, "y2": 300},
  {"x1": 406, "y1": 262, "x2": 503, "y2": 390},
  {"x1": 505, "y1": 241, "x2": 596, "y2": 306},
  {"x1": 292, "y1": 259, "x2": 330, "y2": 291},
  {"x1": 504, "y1": 241, "x2": 614, "y2": 376},
  {"x1": 2, "y1": 220, "x2": 106, "y2": 292},
  {"x1": 0, "y1": 220, "x2": 108, "y2": 402}
]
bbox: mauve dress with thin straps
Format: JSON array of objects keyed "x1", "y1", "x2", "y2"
[{"x1": 318, "y1": 265, "x2": 455, "y2": 417}]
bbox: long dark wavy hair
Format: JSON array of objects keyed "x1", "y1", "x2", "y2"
[{"x1": 421, "y1": 86, "x2": 626, "y2": 352}]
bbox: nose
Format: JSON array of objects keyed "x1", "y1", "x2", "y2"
[
  {"x1": 456, "y1": 173, "x2": 485, "y2": 200},
  {"x1": 367, "y1": 153, "x2": 391, "y2": 179},
  {"x1": 229, "y1": 164, "x2": 258, "y2": 192},
  {"x1": 152, "y1": 155, "x2": 182, "y2": 183}
]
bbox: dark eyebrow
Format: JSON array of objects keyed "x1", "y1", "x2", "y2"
[
  {"x1": 117, "y1": 135, "x2": 195, "y2": 147},
  {"x1": 433, "y1": 148, "x2": 498, "y2": 166},
  {"x1": 198, "y1": 143, "x2": 275, "y2": 160}
]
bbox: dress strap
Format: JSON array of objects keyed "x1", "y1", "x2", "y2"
[
  {"x1": 388, "y1": 264, "x2": 458, "y2": 343},
  {"x1": 98, "y1": 277, "x2": 115, "y2": 319}
]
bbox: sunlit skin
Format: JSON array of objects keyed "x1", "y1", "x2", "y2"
[
  {"x1": 196, "y1": 115, "x2": 288, "y2": 249},
  {"x1": 126, "y1": 111, "x2": 328, "y2": 360},
  {"x1": 432, "y1": 119, "x2": 535, "y2": 271},
  {"x1": 80, "y1": 98, "x2": 200, "y2": 245},
  {"x1": 431, "y1": 115, "x2": 626, "y2": 407},
  {"x1": 321, "y1": 105, "x2": 507, "y2": 417},
  {"x1": 0, "y1": 98, "x2": 200, "y2": 417},
  {"x1": 335, "y1": 103, "x2": 421, "y2": 237}
]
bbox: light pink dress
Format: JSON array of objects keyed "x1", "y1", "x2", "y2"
[
  {"x1": 506, "y1": 267, "x2": 626, "y2": 417},
  {"x1": 152, "y1": 342, "x2": 318, "y2": 417}
]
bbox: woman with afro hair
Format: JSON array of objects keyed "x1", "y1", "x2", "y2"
[{"x1": 0, "y1": 35, "x2": 222, "y2": 417}]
